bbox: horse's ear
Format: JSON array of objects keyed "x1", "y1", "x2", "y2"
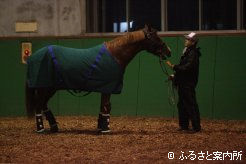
[{"x1": 144, "y1": 24, "x2": 151, "y2": 31}]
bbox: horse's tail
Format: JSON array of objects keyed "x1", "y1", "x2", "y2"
[{"x1": 25, "y1": 81, "x2": 36, "y2": 118}]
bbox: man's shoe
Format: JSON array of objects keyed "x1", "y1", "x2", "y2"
[
  {"x1": 185, "y1": 129, "x2": 201, "y2": 134},
  {"x1": 177, "y1": 127, "x2": 189, "y2": 132}
]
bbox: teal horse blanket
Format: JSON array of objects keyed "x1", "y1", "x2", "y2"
[{"x1": 27, "y1": 44, "x2": 124, "y2": 94}]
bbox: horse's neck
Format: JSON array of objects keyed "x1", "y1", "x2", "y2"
[
  {"x1": 105, "y1": 30, "x2": 145, "y2": 68},
  {"x1": 109, "y1": 30, "x2": 145, "y2": 46}
]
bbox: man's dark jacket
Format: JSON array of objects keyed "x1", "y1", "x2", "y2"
[{"x1": 173, "y1": 46, "x2": 201, "y2": 87}]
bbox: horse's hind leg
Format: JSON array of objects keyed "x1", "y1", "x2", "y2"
[
  {"x1": 98, "y1": 93, "x2": 111, "y2": 133},
  {"x1": 35, "y1": 89, "x2": 45, "y2": 133},
  {"x1": 43, "y1": 108, "x2": 58, "y2": 133},
  {"x1": 35, "y1": 109, "x2": 45, "y2": 133},
  {"x1": 35, "y1": 88, "x2": 58, "y2": 133},
  {"x1": 42, "y1": 89, "x2": 58, "y2": 133}
]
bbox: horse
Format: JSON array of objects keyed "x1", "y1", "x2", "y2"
[{"x1": 25, "y1": 25, "x2": 171, "y2": 134}]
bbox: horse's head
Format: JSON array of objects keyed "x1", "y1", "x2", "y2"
[{"x1": 142, "y1": 25, "x2": 171, "y2": 60}]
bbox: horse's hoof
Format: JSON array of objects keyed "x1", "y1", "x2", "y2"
[
  {"x1": 99, "y1": 129, "x2": 111, "y2": 134},
  {"x1": 35, "y1": 128, "x2": 45, "y2": 133},
  {"x1": 34, "y1": 129, "x2": 51, "y2": 134},
  {"x1": 50, "y1": 125, "x2": 59, "y2": 133},
  {"x1": 50, "y1": 128, "x2": 58, "y2": 133}
]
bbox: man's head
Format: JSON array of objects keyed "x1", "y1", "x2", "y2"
[{"x1": 184, "y1": 32, "x2": 198, "y2": 47}]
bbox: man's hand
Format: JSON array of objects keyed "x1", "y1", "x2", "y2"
[
  {"x1": 165, "y1": 60, "x2": 174, "y2": 69},
  {"x1": 168, "y1": 74, "x2": 175, "y2": 81}
]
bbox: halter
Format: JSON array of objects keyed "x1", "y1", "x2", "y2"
[
  {"x1": 143, "y1": 28, "x2": 170, "y2": 60},
  {"x1": 143, "y1": 29, "x2": 170, "y2": 76},
  {"x1": 142, "y1": 27, "x2": 176, "y2": 104}
]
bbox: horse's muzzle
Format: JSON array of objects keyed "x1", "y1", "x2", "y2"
[
  {"x1": 166, "y1": 46, "x2": 171, "y2": 57},
  {"x1": 161, "y1": 46, "x2": 171, "y2": 60}
]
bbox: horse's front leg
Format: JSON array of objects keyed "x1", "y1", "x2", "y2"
[{"x1": 98, "y1": 93, "x2": 111, "y2": 133}]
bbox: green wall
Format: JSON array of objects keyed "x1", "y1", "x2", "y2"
[{"x1": 0, "y1": 35, "x2": 245, "y2": 120}]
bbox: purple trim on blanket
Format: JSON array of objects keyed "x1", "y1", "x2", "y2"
[
  {"x1": 48, "y1": 45, "x2": 64, "y2": 84},
  {"x1": 86, "y1": 44, "x2": 108, "y2": 79}
]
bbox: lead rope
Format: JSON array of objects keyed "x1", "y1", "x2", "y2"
[{"x1": 159, "y1": 56, "x2": 177, "y2": 105}]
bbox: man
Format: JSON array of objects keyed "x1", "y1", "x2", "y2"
[{"x1": 166, "y1": 32, "x2": 201, "y2": 133}]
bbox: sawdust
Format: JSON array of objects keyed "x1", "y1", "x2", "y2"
[{"x1": 0, "y1": 116, "x2": 245, "y2": 163}]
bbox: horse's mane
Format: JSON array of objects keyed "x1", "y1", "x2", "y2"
[{"x1": 106, "y1": 30, "x2": 145, "y2": 49}]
